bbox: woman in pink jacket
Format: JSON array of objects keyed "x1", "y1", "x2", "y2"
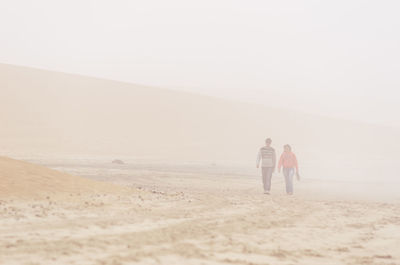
[{"x1": 278, "y1": 144, "x2": 300, "y2": 195}]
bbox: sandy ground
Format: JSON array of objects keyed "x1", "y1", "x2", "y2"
[{"x1": 1, "y1": 162, "x2": 400, "y2": 265}]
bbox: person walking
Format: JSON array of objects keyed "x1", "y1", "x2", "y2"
[
  {"x1": 278, "y1": 144, "x2": 300, "y2": 195},
  {"x1": 256, "y1": 138, "x2": 276, "y2": 194}
]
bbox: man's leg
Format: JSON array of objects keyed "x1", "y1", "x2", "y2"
[
  {"x1": 261, "y1": 167, "x2": 267, "y2": 192},
  {"x1": 265, "y1": 167, "x2": 273, "y2": 192}
]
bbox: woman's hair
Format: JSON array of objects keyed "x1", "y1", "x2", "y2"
[{"x1": 284, "y1": 144, "x2": 292, "y2": 151}]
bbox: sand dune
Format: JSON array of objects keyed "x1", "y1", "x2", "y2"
[
  {"x1": 0, "y1": 156, "x2": 120, "y2": 199},
  {"x1": 1, "y1": 63, "x2": 399, "y2": 164}
]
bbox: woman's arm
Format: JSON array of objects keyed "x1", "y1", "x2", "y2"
[
  {"x1": 278, "y1": 153, "x2": 283, "y2": 172},
  {"x1": 293, "y1": 153, "x2": 299, "y2": 173},
  {"x1": 293, "y1": 153, "x2": 300, "y2": 180}
]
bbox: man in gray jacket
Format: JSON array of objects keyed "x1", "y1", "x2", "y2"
[{"x1": 256, "y1": 138, "x2": 276, "y2": 194}]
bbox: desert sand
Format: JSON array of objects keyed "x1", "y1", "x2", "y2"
[
  {"x1": 1, "y1": 157, "x2": 399, "y2": 265},
  {"x1": 1, "y1": 64, "x2": 399, "y2": 264}
]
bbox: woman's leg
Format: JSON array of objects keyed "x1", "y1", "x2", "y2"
[
  {"x1": 287, "y1": 168, "x2": 294, "y2": 194},
  {"x1": 283, "y1": 168, "x2": 294, "y2": 194},
  {"x1": 283, "y1": 168, "x2": 289, "y2": 193}
]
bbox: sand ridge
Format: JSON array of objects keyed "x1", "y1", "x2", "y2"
[{"x1": 0, "y1": 156, "x2": 122, "y2": 199}]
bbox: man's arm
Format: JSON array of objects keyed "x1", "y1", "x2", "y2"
[
  {"x1": 256, "y1": 149, "x2": 261, "y2": 168},
  {"x1": 272, "y1": 149, "x2": 276, "y2": 172}
]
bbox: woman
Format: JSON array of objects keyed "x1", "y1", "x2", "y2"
[{"x1": 278, "y1": 144, "x2": 300, "y2": 195}]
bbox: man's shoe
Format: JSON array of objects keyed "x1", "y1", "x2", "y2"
[{"x1": 264, "y1": 191, "x2": 270, "y2": 195}]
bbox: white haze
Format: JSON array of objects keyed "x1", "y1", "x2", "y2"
[
  {"x1": 1, "y1": 1, "x2": 400, "y2": 202},
  {"x1": 1, "y1": 0, "x2": 400, "y2": 127}
]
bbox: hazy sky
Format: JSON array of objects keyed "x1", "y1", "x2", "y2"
[{"x1": 1, "y1": 0, "x2": 399, "y2": 127}]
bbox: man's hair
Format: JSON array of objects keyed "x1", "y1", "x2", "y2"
[{"x1": 265, "y1": 138, "x2": 272, "y2": 144}]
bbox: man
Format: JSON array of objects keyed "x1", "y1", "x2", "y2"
[{"x1": 256, "y1": 138, "x2": 276, "y2": 194}]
